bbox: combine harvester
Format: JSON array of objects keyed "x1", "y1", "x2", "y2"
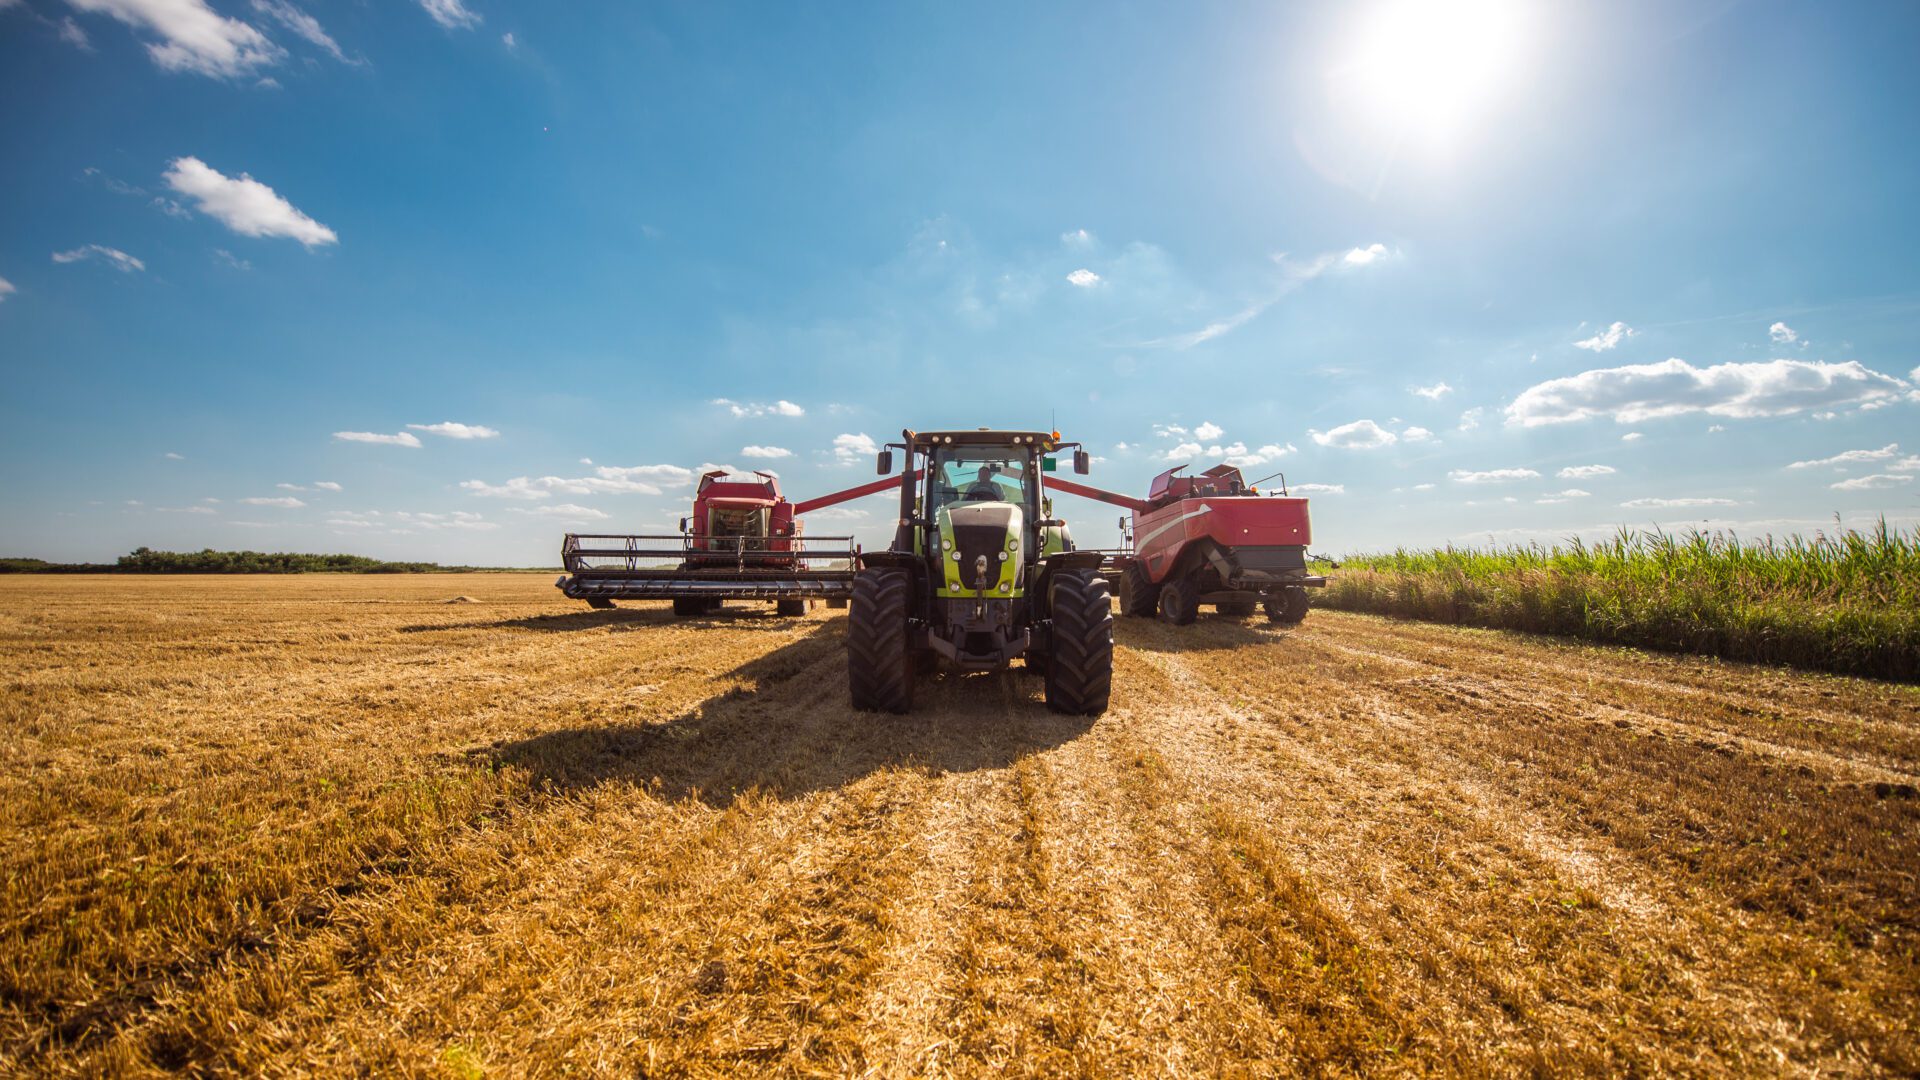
[
  {"x1": 555, "y1": 468, "x2": 904, "y2": 616},
  {"x1": 1050, "y1": 463, "x2": 1327, "y2": 626}
]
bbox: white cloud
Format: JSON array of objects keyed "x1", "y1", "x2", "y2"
[
  {"x1": 407, "y1": 421, "x2": 499, "y2": 440},
  {"x1": 417, "y1": 0, "x2": 479, "y2": 29},
  {"x1": 741, "y1": 445, "x2": 792, "y2": 459},
  {"x1": 1769, "y1": 321, "x2": 1798, "y2": 345},
  {"x1": 1506, "y1": 358, "x2": 1912, "y2": 427},
  {"x1": 1573, "y1": 321, "x2": 1636, "y2": 352},
  {"x1": 1557, "y1": 464, "x2": 1615, "y2": 479},
  {"x1": 239, "y1": 495, "x2": 303, "y2": 508},
  {"x1": 510, "y1": 503, "x2": 611, "y2": 520},
  {"x1": 155, "y1": 505, "x2": 216, "y2": 514},
  {"x1": 501, "y1": 31, "x2": 516, "y2": 49},
  {"x1": 832, "y1": 432, "x2": 878, "y2": 465},
  {"x1": 1830, "y1": 474, "x2": 1911, "y2": 492},
  {"x1": 0, "y1": 276, "x2": 13, "y2": 302},
  {"x1": 1290, "y1": 483, "x2": 1345, "y2": 494},
  {"x1": 1785, "y1": 444, "x2": 1899, "y2": 470},
  {"x1": 712, "y1": 398, "x2": 804, "y2": 418},
  {"x1": 163, "y1": 156, "x2": 337, "y2": 247},
  {"x1": 164, "y1": 451, "x2": 184, "y2": 460},
  {"x1": 1622, "y1": 432, "x2": 1643, "y2": 442},
  {"x1": 1890, "y1": 456, "x2": 1920, "y2": 473},
  {"x1": 1457, "y1": 407, "x2": 1483, "y2": 432},
  {"x1": 1193, "y1": 421, "x2": 1224, "y2": 441},
  {"x1": 1449, "y1": 468, "x2": 1540, "y2": 484},
  {"x1": 1620, "y1": 497, "x2": 1737, "y2": 508},
  {"x1": 313, "y1": 480, "x2": 341, "y2": 491},
  {"x1": 249, "y1": 0, "x2": 345, "y2": 62},
  {"x1": 1343, "y1": 243, "x2": 1388, "y2": 265},
  {"x1": 58, "y1": 16, "x2": 92, "y2": 48},
  {"x1": 67, "y1": 0, "x2": 283, "y2": 78},
  {"x1": 394, "y1": 510, "x2": 495, "y2": 531},
  {"x1": 1412, "y1": 482, "x2": 1435, "y2": 491},
  {"x1": 1555, "y1": 489, "x2": 1592, "y2": 498},
  {"x1": 1411, "y1": 381, "x2": 1452, "y2": 400},
  {"x1": 276, "y1": 482, "x2": 307, "y2": 491},
  {"x1": 334, "y1": 430, "x2": 422, "y2": 447},
  {"x1": 51, "y1": 244, "x2": 144, "y2": 272},
  {"x1": 1065, "y1": 268, "x2": 1102, "y2": 288},
  {"x1": 1153, "y1": 424, "x2": 1189, "y2": 439},
  {"x1": 212, "y1": 248, "x2": 251, "y2": 270},
  {"x1": 461, "y1": 464, "x2": 693, "y2": 500},
  {"x1": 1400, "y1": 426, "x2": 1433, "y2": 442},
  {"x1": 1309, "y1": 419, "x2": 1397, "y2": 450}
]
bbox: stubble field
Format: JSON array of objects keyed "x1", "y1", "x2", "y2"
[{"x1": 2, "y1": 574, "x2": 1918, "y2": 1077}]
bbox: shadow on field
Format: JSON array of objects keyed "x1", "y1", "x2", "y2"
[
  {"x1": 401, "y1": 603, "x2": 813, "y2": 634},
  {"x1": 486, "y1": 623, "x2": 1094, "y2": 807},
  {"x1": 1117, "y1": 613, "x2": 1289, "y2": 654}
]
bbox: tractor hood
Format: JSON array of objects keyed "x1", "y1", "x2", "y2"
[{"x1": 936, "y1": 502, "x2": 1025, "y2": 597}]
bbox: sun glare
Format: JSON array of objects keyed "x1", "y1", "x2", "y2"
[{"x1": 1338, "y1": 0, "x2": 1532, "y2": 145}]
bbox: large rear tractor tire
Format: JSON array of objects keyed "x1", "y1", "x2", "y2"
[
  {"x1": 671, "y1": 597, "x2": 705, "y2": 617},
  {"x1": 1263, "y1": 586, "x2": 1310, "y2": 626},
  {"x1": 848, "y1": 569, "x2": 915, "y2": 713},
  {"x1": 1118, "y1": 562, "x2": 1159, "y2": 618},
  {"x1": 1044, "y1": 570, "x2": 1113, "y2": 715},
  {"x1": 1158, "y1": 574, "x2": 1199, "y2": 626},
  {"x1": 775, "y1": 598, "x2": 807, "y2": 617}
]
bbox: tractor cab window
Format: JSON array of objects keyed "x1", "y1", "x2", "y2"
[{"x1": 926, "y1": 448, "x2": 1033, "y2": 513}]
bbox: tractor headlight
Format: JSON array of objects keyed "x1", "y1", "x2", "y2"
[
  {"x1": 951, "y1": 551, "x2": 960, "y2": 561},
  {"x1": 999, "y1": 582, "x2": 1011, "y2": 592}
]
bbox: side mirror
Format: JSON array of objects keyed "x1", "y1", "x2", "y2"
[
  {"x1": 1074, "y1": 448, "x2": 1091, "y2": 475},
  {"x1": 876, "y1": 449, "x2": 893, "y2": 475},
  {"x1": 678, "y1": 517, "x2": 688, "y2": 534}
]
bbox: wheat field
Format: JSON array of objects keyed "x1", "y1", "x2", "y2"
[{"x1": 2, "y1": 574, "x2": 1918, "y2": 1076}]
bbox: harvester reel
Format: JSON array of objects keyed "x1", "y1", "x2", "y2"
[
  {"x1": 848, "y1": 569, "x2": 914, "y2": 713},
  {"x1": 1044, "y1": 570, "x2": 1113, "y2": 715},
  {"x1": 1119, "y1": 562, "x2": 1159, "y2": 618},
  {"x1": 1264, "y1": 586, "x2": 1310, "y2": 626},
  {"x1": 1157, "y1": 575, "x2": 1199, "y2": 626}
]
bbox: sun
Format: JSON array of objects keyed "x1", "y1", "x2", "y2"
[{"x1": 1336, "y1": 0, "x2": 1534, "y2": 146}]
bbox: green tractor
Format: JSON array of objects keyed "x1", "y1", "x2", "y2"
[{"x1": 847, "y1": 428, "x2": 1113, "y2": 715}]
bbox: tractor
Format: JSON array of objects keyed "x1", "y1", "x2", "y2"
[{"x1": 847, "y1": 429, "x2": 1112, "y2": 716}]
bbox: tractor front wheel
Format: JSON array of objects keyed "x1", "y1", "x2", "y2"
[
  {"x1": 1263, "y1": 587, "x2": 1310, "y2": 626},
  {"x1": 1158, "y1": 574, "x2": 1199, "y2": 626},
  {"x1": 1119, "y1": 562, "x2": 1159, "y2": 618},
  {"x1": 848, "y1": 569, "x2": 915, "y2": 713},
  {"x1": 1045, "y1": 570, "x2": 1113, "y2": 715}
]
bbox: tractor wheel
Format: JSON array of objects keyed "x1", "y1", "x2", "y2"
[
  {"x1": 1158, "y1": 574, "x2": 1199, "y2": 626},
  {"x1": 587, "y1": 597, "x2": 616, "y2": 610},
  {"x1": 848, "y1": 569, "x2": 915, "y2": 713},
  {"x1": 1044, "y1": 570, "x2": 1112, "y2": 715},
  {"x1": 1216, "y1": 598, "x2": 1256, "y2": 617},
  {"x1": 775, "y1": 598, "x2": 807, "y2": 617},
  {"x1": 1263, "y1": 587, "x2": 1310, "y2": 626},
  {"x1": 671, "y1": 597, "x2": 705, "y2": 617},
  {"x1": 1118, "y1": 562, "x2": 1159, "y2": 618}
]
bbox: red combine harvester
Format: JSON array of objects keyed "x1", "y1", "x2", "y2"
[
  {"x1": 556, "y1": 468, "x2": 905, "y2": 616},
  {"x1": 1050, "y1": 463, "x2": 1327, "y2": 625}
]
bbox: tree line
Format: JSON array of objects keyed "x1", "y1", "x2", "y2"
[{"x1": 0, "y1": 548, "x2": 526, "y2": 574}]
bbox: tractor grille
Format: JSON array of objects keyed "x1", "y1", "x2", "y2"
[{"x1": 952, "y1": 524, "x2": 1006, "y2": 588}]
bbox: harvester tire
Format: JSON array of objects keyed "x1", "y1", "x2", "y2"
[
  {"x1": 1216, "y1": 598, "x2": 1256, "y2": 617},
  {"x1": 671, "y1": 597, "x2": 705, "y2": 617},
  {"x1": 587, "y1": 597, "x2": 615, "y2": 610},
  {"x1": 1264, "y1": 586, "x2": 1309, "y2": 626},
  {"x1": 1158, "y1": 574, "x2": 1199, "y2": 626},
  {"x1": 848, "y1": 569, "x2": 914, "y2": 714},
  {"x1": 776, "y1": 599, "x2": 807, "y2": 617},
  {"x1": 1044, "y1": 570, "x2": 1112, "y2": 715},
  {"x1": 1119, "y1": 562, "x2": 1159, "y2": 618}
]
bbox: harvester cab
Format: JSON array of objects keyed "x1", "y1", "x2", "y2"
[{"x1": 847, "y1": 429, "x2": 1111, "y2": 716}]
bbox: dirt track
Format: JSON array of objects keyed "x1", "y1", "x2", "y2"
[{"x1": 3, "y1": 574, "x2": 1918, "y2": 1076}]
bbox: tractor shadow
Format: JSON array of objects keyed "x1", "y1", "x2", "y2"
[
  {"x1": 401, "y1": 604, "x2": 815, "y2": 634},
  {"x1": 1115, "y1": 611, "x2": 1297, "y2": 654},
  {"x1": 483, "y1": 624, "x2": 1095, "y2": 807}
]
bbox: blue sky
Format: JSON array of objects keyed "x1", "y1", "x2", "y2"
[{"x1": 3, "y1": 0, "x2": 1918, "y2": 565}]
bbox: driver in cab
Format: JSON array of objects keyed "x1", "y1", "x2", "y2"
[{"x1": 963, "y1": 466, "x2": 1003, "y2": 501}]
